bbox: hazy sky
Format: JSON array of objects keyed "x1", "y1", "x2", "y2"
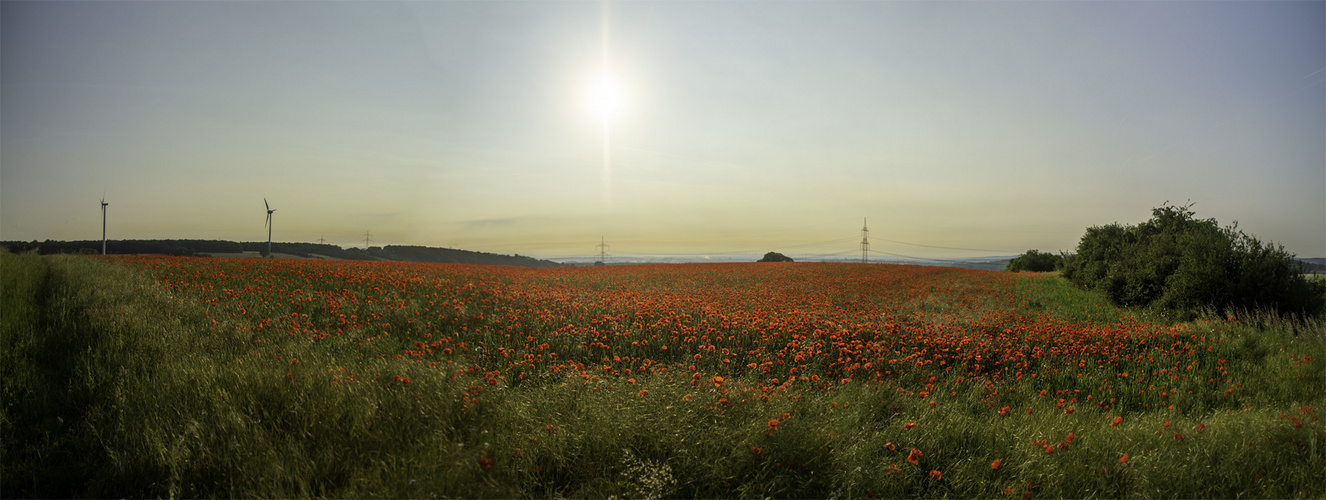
[{"x1": 3, "y1": 1, "x2": 1323, "y2": 260}]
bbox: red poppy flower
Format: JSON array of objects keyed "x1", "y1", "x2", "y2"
[{"x1": 907, "y1": 448, "x2": 922, "y2": 465}]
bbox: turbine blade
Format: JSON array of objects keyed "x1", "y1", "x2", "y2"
[{"x1": 264, "y1": 198, "x2": 270, "y2": 210}]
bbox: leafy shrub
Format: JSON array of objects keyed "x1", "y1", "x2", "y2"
[
  {"x1": 1006, "y1": 250, "x2": 1063, "y2": 272},
  {"x1": 758, "y1": 252, "x2": 794, "y2": 263},
  {"x1": 1062, "y1": 204, "x2": 1324, "y2": 316}
]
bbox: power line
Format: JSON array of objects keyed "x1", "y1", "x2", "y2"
[
  {"x1": 802, "y1": 249, "x2": 862, "y2": 257},
  {"x1": 779, "y1": 236, "x2": 859, "y2": 250},
  {"x1": 869, "y1": 248, "x2": 935, "y2": 261},
  {"x1": 865, "y1": 216, "x2": 1081, "y2": 235},
  {"x1": 872, "y1": 237, "x2": 1020, "y2": 254},
  {"x1": 604, "y1": 236, "x2": 859, "y2": 257}
]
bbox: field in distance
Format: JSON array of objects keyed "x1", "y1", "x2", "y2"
[
  {"x1": 199, "y1": 251, "x2": 334, "y2": 260},
  {"x1": 2, "y1": 253, "x2": 1322, "y2": 498}
]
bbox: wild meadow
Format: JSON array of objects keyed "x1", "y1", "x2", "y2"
[{"x1": 2, "y1": 250, "x2": 1322, "y2": 498}]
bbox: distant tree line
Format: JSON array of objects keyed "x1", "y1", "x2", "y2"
[
  {"x1": 1301, "y1": 259, "x2": 1326, "y2": 274},
  {"x1": 1059, "y1": 204, "x2": 1324, "y2": 317},
  {"x1": 1, "y1": 239, "x2": 237, "y2": 257},
  {"x1": 0, "y1": 240, "x2": 563, "y2": 267},
  {"x1": 364, "y1": 245, "x2": 562, "y2": 267}
]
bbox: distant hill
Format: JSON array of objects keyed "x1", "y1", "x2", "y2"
[
  {"x1": 1299, "y1": 258, "x2": 1326, "y2": 273},
  {"x1": 0, "y1": 240, "x2": 563, "y2": 267},
  {"x1": 364, "y1": 245, "x2": 559, "y2": 267}
]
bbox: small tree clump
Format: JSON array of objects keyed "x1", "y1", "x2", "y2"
[
  {"x1": 758, "y1": 252, "x2": 794, "y2": 263},
  {"x1": 1006, "y1": 250, "x2": 1063, "y2": 272}
]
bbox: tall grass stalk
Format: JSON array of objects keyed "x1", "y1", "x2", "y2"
[{"x1": 1223, "y1": 306, "x2": 1326, "y2": 345}]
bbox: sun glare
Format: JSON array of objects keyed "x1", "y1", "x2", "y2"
[{"x1": 585, "y1": 73, "x2": 625, "y2": 123}]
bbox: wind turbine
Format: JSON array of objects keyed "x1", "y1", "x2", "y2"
[
  {"x1": 264, "y1": 198, "x2": 276, "y2": 258},
  {"x1": 100, "y1": 196, "x2": 108, "y2": 255}
]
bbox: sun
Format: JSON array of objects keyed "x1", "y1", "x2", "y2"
[{"x1": 585, "y1": 73, "x2": 625, "y2": 124}]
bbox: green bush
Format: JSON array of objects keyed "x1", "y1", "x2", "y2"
[
  {"x1": 757, "y1": 252, "x2": 794, "y2": 263},
  {"x1": 1062, "y1": 204, "x2": 1324, "y2": 317},
  {"x1": 1006, "y1": 250, "x2": 1063, "y2": 272}
]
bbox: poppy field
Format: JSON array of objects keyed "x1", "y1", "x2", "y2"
[{"x1": 2, "y1": 252, "x2": 1323, "y2": 498}]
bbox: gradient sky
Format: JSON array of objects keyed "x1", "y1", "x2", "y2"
[{"x1": 3, "y1": 1, "x2": 1323, "y2": 260}]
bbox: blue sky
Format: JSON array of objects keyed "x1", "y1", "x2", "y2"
[{"x1": 2, "y1": 1, "x2": 1322, "y2": 259}]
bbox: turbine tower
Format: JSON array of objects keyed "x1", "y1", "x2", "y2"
[
  {"x1": 861, "y1": 218, "x2": 870, "y2": 264},
  {"x1": 264, "y1": 198, "x2": 276, "y2": 258},
  {"x1": 100, "y1": 196, "x2": 108, "y2": 255}
]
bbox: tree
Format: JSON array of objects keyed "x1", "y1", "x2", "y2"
[
  {"x1": 1061, "y1": 203, "x2": 1324, "y2": 316},
  {"x1": 1006, "y1": 250, "x2": 1063, "y2": 272},
  {"x1": 757, "y1": 252, "x2": 794, "y2": 263}
]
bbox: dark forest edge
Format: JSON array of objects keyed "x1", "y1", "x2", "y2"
[{"x1": 0, "y1": 239, "x2": 563, "y2": 267}]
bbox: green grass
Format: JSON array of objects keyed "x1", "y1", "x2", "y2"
[
  {"x1": 1013, "y1": 273, "x2": 1132, "y2": 325},
  {"x1": 2, "y1": 252, "x2": 1323, "y2": 498}
]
